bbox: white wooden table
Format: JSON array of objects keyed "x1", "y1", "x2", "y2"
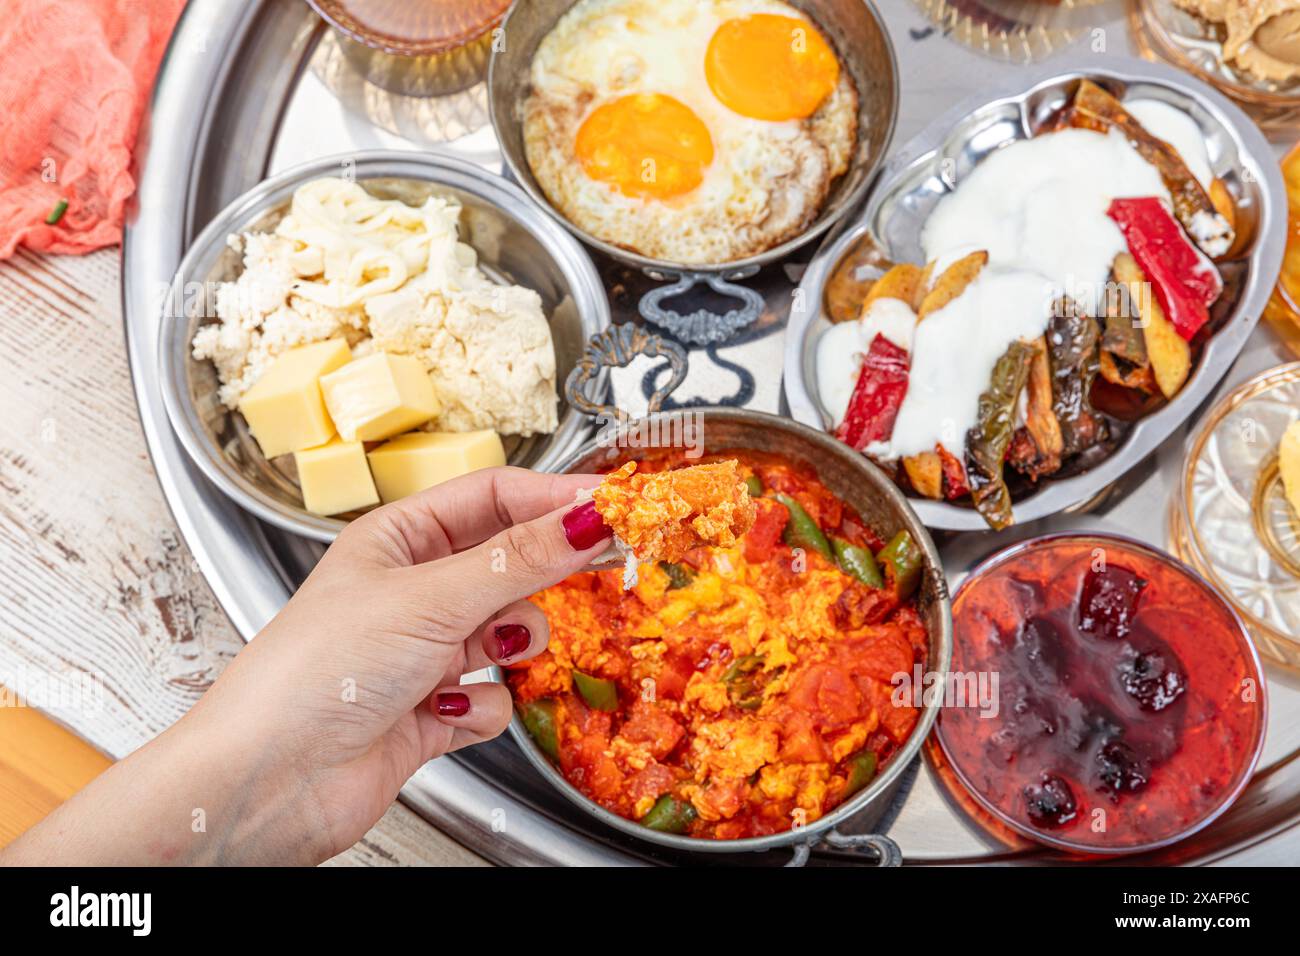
[{"x1": 0, "y1": 247, "x2": 483, "y2": 866}]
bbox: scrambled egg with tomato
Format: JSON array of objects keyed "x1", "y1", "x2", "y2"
[{"x1": 509, "y1": 452, "x2": 929, "y2": 840}]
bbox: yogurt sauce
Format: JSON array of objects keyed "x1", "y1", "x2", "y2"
[
  {"x1": 883, "y1": 265, "x2": 1053, "y2": 459},
  {"x1": 920, "y1": 127, "x2": 1169, "y2": 316},
  {"x1": 820, "y1": 117, "x2": 1209, "y2": 462},
  {"x1": 1123, "y1": 99, "x2": 1213, "y2": 189}
]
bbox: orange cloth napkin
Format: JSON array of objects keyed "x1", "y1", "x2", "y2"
[{"x1": 0, "y1": 0, "x2": 186, "y2": 259}]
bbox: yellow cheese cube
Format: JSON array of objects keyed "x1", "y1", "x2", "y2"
[
  {"x1": 294, "y1": 438, "x2": 380, "y2": 516},
  {"x1": 319, "y1": 352, "x2": 441, "y2": 442},
  {"x1": 366, "y1": 430, "x2": 506, "y2": 503},
  {"x1": 238, "y1": 338, "x2": 352, "y2": 458},
  {"x1": 1281, "y1": 421, "x2": 1300, "y2": 519}
]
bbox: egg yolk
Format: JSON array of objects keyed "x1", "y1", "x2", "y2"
[
  {"x1": 575, "y1": 93, "x2": 714, "y2": 200},
  {"x1": 705, "y1": 13, "x2": 840, "y2": 122}
]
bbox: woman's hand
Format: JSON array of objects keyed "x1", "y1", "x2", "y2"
[{"x1": 1, "y1": 467, "x2": 612, "y2": 866}]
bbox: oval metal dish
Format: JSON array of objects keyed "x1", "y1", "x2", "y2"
[{"x1": 785, "y1": 55, "x2": 1287, "y2": 532}]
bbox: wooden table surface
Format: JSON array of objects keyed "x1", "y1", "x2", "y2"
[{"x1": 0, "y1": 248, "x2": 483, "y2": 866}]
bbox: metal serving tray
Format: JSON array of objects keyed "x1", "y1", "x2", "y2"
[{"x1": 122, "y1": 0, "x2": 1300, "y2": 865}]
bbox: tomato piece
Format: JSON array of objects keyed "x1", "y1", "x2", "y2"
[
  {"x1": 780, "y1": 713, "x2": 829, "y2": 763},
  {"x1": 788, "y1": 663, "x2": 862, "y2": 730},
  {"x1": 831, "y1": 582, "x2": 899, "y2": 629},
  {"x1": 627, "y1": 761, "x2": 677, "y2": 806},
  {"x1": 744, "y1": 497, "x2": 790, "y2": 563},
  {"x1": 619, "y1": 700, "x2": 686, "y2": 760}
]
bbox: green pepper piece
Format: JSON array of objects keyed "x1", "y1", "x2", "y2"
[
  {"x1": 721, "y1": 654, "x2": 764, "y2": 683},
  {"x1": 45, "y1": 198, "x2": 68, "y2": 225},
  {"x1": 572, "y1": 670, "x2": 619, "y2": 712},
  {"x1": 774, "y1": 493, "x2": 833, "y2": 561},
  {"x1": 744, "y1": 474, "x2": 764, "y2": 497},
  {"x1": 832, "y1": 537, "x2": 884, "y2": 588},
  {"x1": 519, "y1": 699, "x2": 559, "y2": 762},
  {"x1": 722, "y1": 654, "x2": 766, "y2": 710},
  {"x1": 1048, "y1": 303, "x2": 1106, "y2": 458},
  {"x1": 843, "y1": 750, "x2": 879, "y2": 797},
  {"x1": 659, "y1": 560, "x2": 695, "y2": 590},
  {"x1": 876, "y1": 530, "x2": 922, "y2": 600},
  {"x1": 965, "y1": 341, "x2": 1035, "y2": 530},
  {"x1": 641, "y1": 794, "x2": 697, "y2": 834}
]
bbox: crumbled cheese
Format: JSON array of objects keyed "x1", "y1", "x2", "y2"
[{"x1": 191, "y1": 178, "x2": 559, "y2": 437}]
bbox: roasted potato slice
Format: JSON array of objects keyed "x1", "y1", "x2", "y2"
[
  {"x1": 1113, "y1": 252, "x2": 1191, "y2": 398},
  {"x1": 1023, "y1": 336, "x2": 1064, "y2": 473},
  {"x1": 902, "y1": 452, "x2": 943, "y2": 500},
  {"x1": 860, "y1": 263, "x2": 925, "y2": 317},
  {"x1": 918, "y1": 250, "x2": 988, "y2": 319}
]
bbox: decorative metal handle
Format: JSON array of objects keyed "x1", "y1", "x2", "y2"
[
  {"x1": 785, "y1": 830, "x2": 903, "y2": 868},
  {"x1": 563, "y1": 324, "x2": 689, "y2": 423},
  {"x1": 639, "y1": 271, "x2": 765, "y2": 347}
]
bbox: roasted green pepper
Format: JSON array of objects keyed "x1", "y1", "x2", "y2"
[
  {"x1": 843, "y1": 750, "x2": 879, "y2": 797},
  {"x1": 774, "y1": 493, "x2": 833, "y2": 561},
  {"x1": 519, "y1": 699, "x2": 559, "y2": 761},
  {"x1": 744, "y1": 474, "x2": 764, "y2": 497},
  {"x1": 832, "y1": 537, "x2": 884, "y2": 588},
  {"x1": 722, "y1": 654, "x2": 765, "y2": 710},
  {"x1": 659, "y1": 560, "x2": 695, "y2": 590},
  {"x1": 641, "y1": 794, "x2": 697, "y2": 834},
  {"x1": 1047, "y1": 304, "x2": 1106, "y2": 458},
  {"x1": 572, "y1": 670, "x2": 619, "y2": 711},
  {"x1": 876, "y1": 530, "x2": 922, "y2": 600},
  {"x1": 965, "y1": 341, "x2": 1035, "y2": 530}
]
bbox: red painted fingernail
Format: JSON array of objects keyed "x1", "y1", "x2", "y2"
[
  {"x1": 495, "y1": 623, "x2": 531, "y2": 661},
  {"x1": 562, "y1": 500, "x2": 611, "y2": 551},
  {"x1": 436, "y1": 692, "x2": 470, "y2": 717}
]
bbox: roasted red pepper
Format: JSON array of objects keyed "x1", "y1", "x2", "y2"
[
  {"x1": 1107, "y1": 197, "x2": 1223, "y2": 342},
  {"x1": 937, "y1": 444, "x2": 969, "y2": 500},
  {"x1": 835, "y1": 334, "x2": 909, "y2": 451}
]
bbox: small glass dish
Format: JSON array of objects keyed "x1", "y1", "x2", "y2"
[
  {"x1": 307, "y1": 0, "x2": 510, "y2": 97},
  {"x1": 1171, "y1": 362, "x2": 1300, "y2": 670},
  {"x1": 935, "y1": 533, "x2": 1266, "y2": 856},
  {"x1": 1262, "y1": 144, "x2": 1300, "y2": 357},
  {"x1": 1129, "y1": 0, "x2": 1300, "y2": 138},
  {"x1": 909, "y1": 0, "x2": 1116, "y2": 64}
]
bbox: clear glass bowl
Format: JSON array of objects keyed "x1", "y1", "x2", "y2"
[
  {"x1": 307, "y1": 0, "x2": 510, "y2": 97},
  {"x1": 936, "y1": 533, "x2": 1266, "y2": 855},
  {"x1": 1171, "y1": 362, "x2": 1300, "y2": 670},
  {"x1": 1130, "y1": 0, "x2": 1300, "y2": 138}
]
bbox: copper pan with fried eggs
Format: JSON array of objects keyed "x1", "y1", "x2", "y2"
[{"x1": 489, "y1": 0, "x2": 898, "y2": 274}]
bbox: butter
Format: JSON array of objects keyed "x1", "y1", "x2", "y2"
[
  {"x1": 238, "y1": 338, "x2": 352, "y2": 458},
  {"x1": 319, "y1": 352, "x2": 441, "y2": 442},
  {"x1": 294, "y1": 438, "x2": 380, "y2": 516},
  {"x1": 367, "y1": 430, "x2": 506, "y2": 503},
  {"x1": 1281, "y1": 421, "x2": 1300, "y2": 519}
]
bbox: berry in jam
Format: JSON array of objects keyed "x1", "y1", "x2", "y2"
[
  {"x1": 1095, "y1": 739, "x2": 1150, "y2": 798},
  {"x1": 1116, "y1": 640, "x2": 1188, "y2": 713},
  {"x1": 1023, "y1": 773, "x2": 1077, "y2": 829},
  {"x1": 938, "y1": 536, "x2": 1265, "y2": 853},
  {"x1": 1077, "y1": 564, "x2": 1147, "y2": 641}
]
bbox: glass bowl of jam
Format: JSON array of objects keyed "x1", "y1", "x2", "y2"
[{"x1": 936, "y1": 533, "x2": 1267, "y2": 855}]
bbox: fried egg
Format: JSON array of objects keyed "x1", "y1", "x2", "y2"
[{"x1": 522, "y1": 0, "x2": 859, "y2": 264}]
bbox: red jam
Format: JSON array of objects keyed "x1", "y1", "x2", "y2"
[{"x1": 937, "y1": 535, "x2": 1265, "y2": 853}]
